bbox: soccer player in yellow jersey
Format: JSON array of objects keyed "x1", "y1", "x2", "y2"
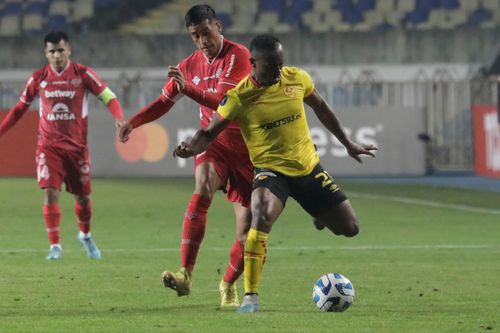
[{"x1": 173, "y1": 34, "x2": 377, "y2": 313}]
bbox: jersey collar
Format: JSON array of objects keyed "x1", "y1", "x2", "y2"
[
  {"x1": 249, "y1": 73, "x2": 282, "y2": 88},
  {"x1": 203, "y1": 35, "x2": 224, "y2": 65},
  {"x1": 49, "y1": 60, "x2": 71, "y2": 77},
  {"x1": 249, "y1": 74, "x2": 262, "y2": 88}
]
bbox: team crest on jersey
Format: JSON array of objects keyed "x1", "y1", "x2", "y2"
[
  {"x1": 70, "y1": 78, "x2": 82, "y2": 87},
  {"x1": 40, "y1": 81, "x2": 48, "y2": 88},
  {"x1": 283, "y1": 86, "x2": 297, "y2": 98},
  {"x1": 215, "y1": 68, "x2": 223, "y2": 78},
  {"x1": 192, "y1": 76, "x2": 201, "y2": 86}
]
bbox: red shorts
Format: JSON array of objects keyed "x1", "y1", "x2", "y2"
[
  {"x1": 194, "y1": 140, "x2": 253, "y2": 208},
  {"x1": 36, "y1": 145, "x2": 91, "y2": 195}
]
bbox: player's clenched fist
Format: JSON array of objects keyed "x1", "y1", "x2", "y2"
[
  {"x1": 173, "y1": 141, "x2": 195, "y2": 158},
  {"x1": 118, "y1": 122, "x2": 133, "y2": 143}
]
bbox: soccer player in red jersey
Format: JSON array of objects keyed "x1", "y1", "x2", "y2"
[
  {"x1": 0, "y1": 32, "x2": 125, "y2": 260},
  {"x1": 118, "y1": 4, "x2": 253, "y2": 307}
]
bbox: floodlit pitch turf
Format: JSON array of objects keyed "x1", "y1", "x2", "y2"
[{"x1": 0, "y1": 178, "x2": 499, "y2": 332}]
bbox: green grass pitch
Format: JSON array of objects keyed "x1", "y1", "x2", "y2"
[{"x1": 0, "y1": 178, "x2": 499, "y2": 332}]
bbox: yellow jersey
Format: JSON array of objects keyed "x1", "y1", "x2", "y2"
[{"x1": 217, "y1": 66, "x2": 319, "y2": 177}]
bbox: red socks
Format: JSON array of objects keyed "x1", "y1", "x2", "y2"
[
  {"x1": 75, "y1": 200, "x2": 92, "y2": 234},
  {"x1": 180, "y1": 194, "x2": 211, "y2": 272},
  {"x1": 43, "y1": 201, "x2": 92, "y2": 247},
  {"x1": 223, "y1": 240, "x2": 244, "y2": 283},
  {"x1": 43, "y1": 204, "x2": 61, "y2": 245}
]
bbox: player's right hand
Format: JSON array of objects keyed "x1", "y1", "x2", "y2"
[
  {"x1": 346, "y1": 142, "x2": 378, "y2": 164},
  {"x1": 118, "y1": 122, "x2": 133, "y2": 143},
  {"x1": 168, "y1": 66, "x2": 186, "y2": 92},
  {"x1": 172, "y1": 141, "x2": 194, "y2": 158}
]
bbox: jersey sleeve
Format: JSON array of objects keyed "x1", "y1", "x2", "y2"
[
  {"x1": 301, "y1": 69, "x2": 315, "y2": 97},
  {"x1": 218, "y1": 47, "x2": 251, "y2": 88},
  {"x1": 160, "y1": 61, "x2": 184, "y2": 103},
  {"x1": 82, "y1": 66, "x2": 108, "y2": 96},
  {"x1": 19, "y1": 74, "x2": 38, "y2": 105},
  {"x1": 160, "y1": 78, "x2": 181, "y2": 103},
  {"x1": 216, "y1": 90, "x2": 241, "y2": 121}
]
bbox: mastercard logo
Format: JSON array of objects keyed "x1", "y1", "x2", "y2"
[{"x1": 115, "y1": 123, "x2": 169, "y2": 163}]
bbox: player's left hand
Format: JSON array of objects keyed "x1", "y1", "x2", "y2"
[
  {"x1": 173, "y1": 141, "x2": 195, "y2": 158},
  {"x1": 168, "y1": 66, "x2": 186, "y2": 92},
  {"x1": 118, "y1": 122, "x2": 133, "y2": 143},
  {"x1": 115, "y1": 119, "x2": 126, "y2": 129},
  {"x1": 346, "y1": 142, "x2": 377, "y2": 164}
]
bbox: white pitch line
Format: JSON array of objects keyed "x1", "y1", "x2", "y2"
[
  {"x1": 349, "y1": 192, "x2": 500, "y2": 215},
  {"x1": 0, "y1": 244, "x2": 498, "y2": 254}
]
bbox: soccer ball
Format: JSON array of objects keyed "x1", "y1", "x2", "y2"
[{"x1": 312, "y1": 273, "x2": 355, "y2": 312}]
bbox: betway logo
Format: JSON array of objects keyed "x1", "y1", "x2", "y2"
[{"x1": 45, "y1": 90, "x2": 76, "y2": 99}]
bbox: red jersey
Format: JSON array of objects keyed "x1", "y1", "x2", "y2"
[
  {"x1": 161, "y1": 37, "x2": 251, "y2": 153},
  {"x1": 20, "y1": 61, "x2": 108, "y2": 151}
]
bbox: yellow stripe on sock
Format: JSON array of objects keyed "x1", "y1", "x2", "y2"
[{"x1": 244, "y1": 228, "x2": 268, "y2": 294}]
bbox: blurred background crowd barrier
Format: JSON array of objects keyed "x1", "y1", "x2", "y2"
[{"x1": 0, "y1": 0, "x2": 499, "y2": 177}]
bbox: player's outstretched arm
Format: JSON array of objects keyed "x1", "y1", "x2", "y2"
[
  {"x1": 97, "y1": 87, "x2": 125, "y2": 128},
  {"x1": 0, "y1": 101, "x2": 30, "y2": 137},
  {"x1": 173, "y1": 114, "x2": 230, "y2": 158},
  {"x1": 117, "y1": 97, "x2": 174, "y2": 143},
  {"x1": 98, "y1": 88, "x2": 123, "y2": 118},
  {"x1": 304, "y1": 89, "x2": 377, "y2": 163}
]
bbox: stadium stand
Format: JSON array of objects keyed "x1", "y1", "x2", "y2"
[
  {"x1": 0, "y1": 0, "x2": 165, "y2": 35},
  {"x1": 1, "y1": 0, "x2": 500, "y2": 36},
  {"x1": 0, "y1": 0, "x2": 23, "y2": 36},
  {"x1": 22, "y1": 1, "x2": 47, "y2": 35},
  {"x1": 116, "y1": 0, "x2": 500, "y2": 34}
]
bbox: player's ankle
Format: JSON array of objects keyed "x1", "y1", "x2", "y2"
[
  {"x1": 78, "y1": 231, "x2": 91, "y2": 239},
  {"x1": 180, "y1": 267, "x2": 192, "y2": 278}
]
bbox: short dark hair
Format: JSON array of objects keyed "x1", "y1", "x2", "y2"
[
  {"x1": 185, "y1": 4, "x2": 218, "y2": 27},
  {"x1": 44, "y1": 31, "x2": 69, "y2": 46},
  {"x1": 249, "y1": 34, "x2": 281, "y2": 53}
]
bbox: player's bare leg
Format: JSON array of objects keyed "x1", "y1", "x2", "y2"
[
  {"x1": 219, "y1": 203, "x2": 251, "y2": 307},
  {"x1": 162, "y1": 161, "x2": 221, "y2": 296},
  {"x1": 44, "y1": 188, "x2": 62, "y2": 260},
  {"x1": 74, "y1": 194, "x2": 101, "y2": 259},
  {"x1": 315, "y1": 200, "x2": 359, "y2": 237}
]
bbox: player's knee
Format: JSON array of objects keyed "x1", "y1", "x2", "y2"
[
  {"x1": 194, "y1": 177, "x2": 215, "y2": 197},
  {"x1": 326, "y1": 218, "x2": 359, "y2": 237},
  {"x1": 75, "y1": 195, "x2": 90, "y2": 206},
  {"x1": 44, "y1": 188, "x2": 59, "y2": 204},
  {"x1": 251, "y1": 205, "x2": 272, "y2": 231},
  {"x1": 252, "y1": 207, "x2": 271, "y2": 226},
  {"x1": 344, "y1": 220, "x2": 359, "y2": 237}
]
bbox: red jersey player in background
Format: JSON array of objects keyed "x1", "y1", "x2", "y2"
[
  {"x1": 118, "y1": 4, "x2": 253, "y2": 307},
  {"x1": 0, "y1": 32, "x2": 125, "y2": 260}
]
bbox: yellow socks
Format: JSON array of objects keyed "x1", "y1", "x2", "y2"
[{"x1": 244, "y1": 228, "x2": 269, "y2": 294}]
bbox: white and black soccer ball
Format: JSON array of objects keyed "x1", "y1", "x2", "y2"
[{"x1": 312, "y1": 273, "x2": 355, "y2": 312}]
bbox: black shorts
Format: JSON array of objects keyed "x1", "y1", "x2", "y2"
[{"x1": 253, "y1": 163, "x2": 347, "y2": 217}]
